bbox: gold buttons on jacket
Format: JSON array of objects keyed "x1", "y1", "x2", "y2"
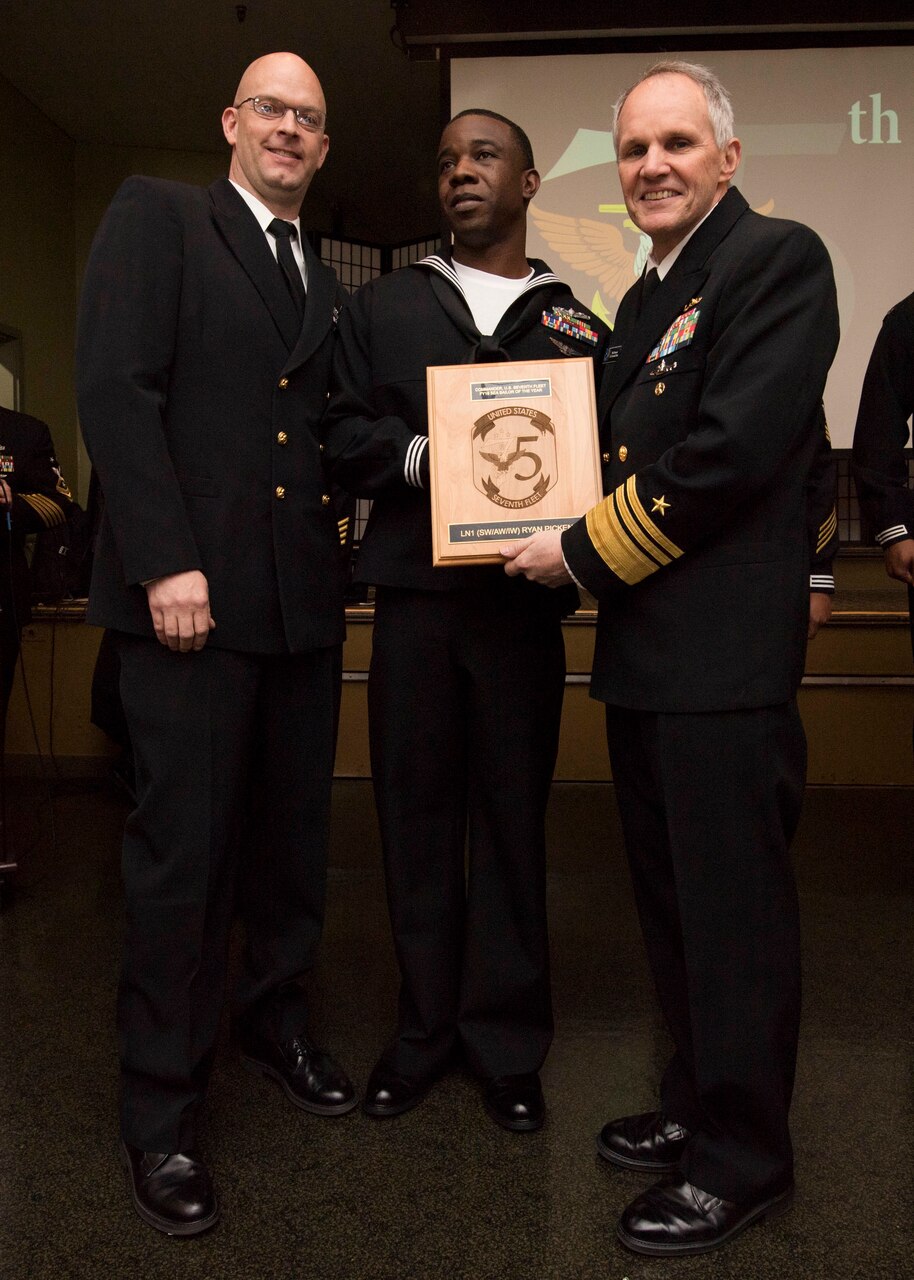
[
  {"x1": 602, "y1": 452, "x2": 611, "y2": 464},
  {"x1": 276, "y1": 431, "x2": 288, "y2": 445},
  {"x1": 654, "y1": 382, "x2": 666, "y2": 397},
  {"x1": 278, "y1": 377, "x2": 289, "y2": 389},
  {"x1": 321, "y1": 493, "x2": 331, "y2": 506},
  {"x1": 618, "y1": 445, "x2": 628, "y2": 462},
  {"x1": 319, "y1": 443, "x2": 325, "y2": 452},
  {"x1": 275, "y1": 486, "x2": 286, "y2": 500}
]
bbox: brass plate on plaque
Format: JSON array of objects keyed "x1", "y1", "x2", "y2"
[{"x1": 426, "y1": 357, "x2": 602, "y2": 566}]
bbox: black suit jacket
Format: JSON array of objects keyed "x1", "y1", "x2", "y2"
[
  {"x1": 563, "y1": 188, "x2": 839, "y2": 711},
  {"x1": 76, "y1": 176, "x2": 346, "y2": 654}
]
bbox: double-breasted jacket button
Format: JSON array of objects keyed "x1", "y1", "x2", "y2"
[
  {"x1": 275, "y1": 485, "x2": 286, "y2": 500},
  {"x1": 276, "y1": 431, "x2": 288, "y2": 445},
  {"x1": 319, "y1": 443, "x2": 325, "y2": 452},
  {"x1": 654, "y1": 382, "x2": 665, "y2": 397},
  {"x1": 278, "y1": 377, "x2": 289, "y2": 389},
  {"x1": 618, "y1": 445, "x2": 628, "y2": 462},
  {"x1": 321, "y1": 493, "x2": 331, "y2": 506},
  {"x1": 602, "y1": 451, "x2": 611, "y2": 464}
]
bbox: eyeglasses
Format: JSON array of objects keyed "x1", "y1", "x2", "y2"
[{"x1": 234, "y1": 97, "x2": 325, "y2": 132}]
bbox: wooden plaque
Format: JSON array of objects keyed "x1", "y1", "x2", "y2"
[{"x1": 426, "y1": 357, "x2": 602, "y2": 566}]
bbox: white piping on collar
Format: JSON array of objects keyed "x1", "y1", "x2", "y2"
[{"x1": 416, "y1": 255, "x2": 560, "y2": 305}]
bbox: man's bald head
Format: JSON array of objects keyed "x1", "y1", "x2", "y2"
[
  {"x1": 222, "y1": 52, "x2": 329, "y2": 219},
  {"x1": 232, "y1": 52, "x2": 326, "y2": 120}
]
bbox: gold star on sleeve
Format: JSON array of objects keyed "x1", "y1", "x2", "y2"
[{"x1": 651, "y1": 495, "x2": 671, "y2": 516}]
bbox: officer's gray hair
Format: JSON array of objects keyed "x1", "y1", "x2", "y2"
[{"x1": 612, "y1": 61, "x2": 736, "y2": 151}]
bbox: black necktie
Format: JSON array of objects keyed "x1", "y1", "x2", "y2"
[
  {"x1": 268, "y1": 218, "x2": 306, "y2": 317},
  {"x1": 640, "y1": 267, "x2": 660, "y2": 312}
]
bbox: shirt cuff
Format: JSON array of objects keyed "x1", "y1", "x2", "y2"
[{"x1": 562, "y1": 551, "x2": 585, "y2": 591}]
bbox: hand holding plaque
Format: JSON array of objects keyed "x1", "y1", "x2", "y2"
[{"x1": 426, "y1": 357, "x2": 602, "y2": 566}]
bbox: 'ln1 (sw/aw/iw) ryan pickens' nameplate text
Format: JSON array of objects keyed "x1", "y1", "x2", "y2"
[{"x1": 426, "y1": 357, "x2": 602, "y2": 566}]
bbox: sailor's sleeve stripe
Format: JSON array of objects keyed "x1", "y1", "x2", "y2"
[
  {"x1": 816, "y1": 507, "x2": 837, "y2": 554},
  {"x1": 586, "y1": 477, "x2": 683, "y2": 585},
  {"x1": 876, "y1": 524, "x2": 909, "y2": 545},
  {"x1": 404, "y1": 435, "x2": 428, "y2": 488},
  {"x1": 20, "y1": 492, "x2": 66, "y2": 527},
  {"x1": 810, "y1": 574, "x2": 835, "y2": 591},
  {"x1": 337, "y1": 516, "x2": 349, "y2": 545}
]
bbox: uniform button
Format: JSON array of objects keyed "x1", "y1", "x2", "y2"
[
  {"x1": 278, "y1": 377, "x2": 289, "y2": 389},
  {"x1": 654, "y1": 382, "x2": 666, "y2": 396},
  {"x1": 319, "y1": 443, "x2": 325, "y2": 452},
  {"x1": 602, "y1": 452, "x2": 611, "y2": 464},
  {"x1": 618, "y1": 445, "x2": 628, "y2": 462},
  {"x1": 321, "y1": 493, "x2": 331, "y2": 506},
  {"x1": 275, "y1": 485, "x2": 286, "y2": 499},
  {"x1": 276, "y1": 431, "x2": 288, "y2": 445}
]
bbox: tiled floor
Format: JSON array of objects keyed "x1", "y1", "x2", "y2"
[{"x1": 0, "y1": 778, "x2": 911, "y2": 1279}]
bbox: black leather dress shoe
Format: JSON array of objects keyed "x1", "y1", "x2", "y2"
[
  {"x1": 362, "y1": 1063, "x2": 431, "y2": 1118},
  {"x1": 483, "y1": 1072, "x2": 545, "y2": 1132},
  {"x1": 240, "y1": 1032, "x2": 357, "y2": 1116},
  {"x1": 596, "y1": 1110, "x2": 690, "y2": 1171},
  {"x1": 617, "y1": 1174, "x2": 794, "y2": 1256},
  {"x1": 121, "y1": 1143, "x2": 218, "y2": 1237}
]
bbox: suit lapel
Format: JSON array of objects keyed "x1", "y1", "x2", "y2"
[
  {"x1": 598, "y1": 188, "x2": 749, "y2": 418},
  {"x1": 209, "y1": 177, "x2": 301, "y2": 352}
]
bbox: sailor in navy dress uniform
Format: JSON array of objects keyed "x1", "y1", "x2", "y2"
[{"x1": 323, "y1": 109, "x2": 610, "y2": 1132}]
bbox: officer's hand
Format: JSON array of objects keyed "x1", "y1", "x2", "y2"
[
  {"x1": 808, "y1": 591, "x2": 832, "y2": 640},
  {"x1": 145, "y1": 570, "x2": 215, "y2": 652},
  {"x1": 0, "y1": 479, "x2": 11, "y2": 506},
  {"x1": 501, "y1": 530, "x2": 573, "y2": 588},
  {"x1": 884, "y1": 538, "x2": 914, "y2": 587}
]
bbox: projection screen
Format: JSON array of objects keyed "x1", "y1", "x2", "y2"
[{"x1": 452, "y1": 47, "x2": 914, "y2": 447}]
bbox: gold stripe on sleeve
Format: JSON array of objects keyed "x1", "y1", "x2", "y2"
[
  {"x1": 816, "y1": 507, "x2": 837, "y2": 555},
  {"x1": 623, "y1": 476, "x2": 683, "y2": 561},
  {"x1": 20, "y1": 493, "x2": 66, "y2": 527},
  {"x1": 586, "y1": 489, "x2": 662, "y2": 585},
  {"x1": 586, "y1": 476, "x2": 685, "y2": 585}
]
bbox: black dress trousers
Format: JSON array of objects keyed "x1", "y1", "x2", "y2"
[
  {"x1": 605, "y1": 699, "x2": 806, "y2": 1202},
  {"x1": 368, "y1": 582, "x2": 566, "y2": 1081},
  {"x1": 115, "y1": 632, "x2": 341, "y2": 1151}
]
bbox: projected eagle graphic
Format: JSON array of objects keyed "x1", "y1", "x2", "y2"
[
  {"x1": 530, "y1": 205, "x2": 645, "y2": 325},
  {"x1": 530, "y1": 200, "x2": 774, "y2": 328}
]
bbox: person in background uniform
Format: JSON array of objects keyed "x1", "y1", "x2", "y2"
[
  {"x1": 323, "y1": 110, "x2": 609, "y2": 1132},
  {"x1": 852, "y1": 292, "x2": 914, "y2": 686},
  {"x1": 0, "y1": 406, "x2": 75, "y2": 712},
  {"x1": 504, "y1": 61, "x2": 839, "y2": 1256},
  {"x1": 76, "y1": 52, "x2": 355, "y2": 1238}
]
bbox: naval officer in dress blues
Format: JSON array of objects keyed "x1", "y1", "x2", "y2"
[{"x1": 504, "y1": 60, "x2": 839, "y2": 1257}]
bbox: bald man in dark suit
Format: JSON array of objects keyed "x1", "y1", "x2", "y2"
[{"x1": 77, "y1": 52, "x2": 355, "y2": 1236}]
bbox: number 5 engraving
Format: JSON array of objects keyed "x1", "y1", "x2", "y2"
[{"x1": 508, "y1": 435, "x2": 542, "y2": 482}]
